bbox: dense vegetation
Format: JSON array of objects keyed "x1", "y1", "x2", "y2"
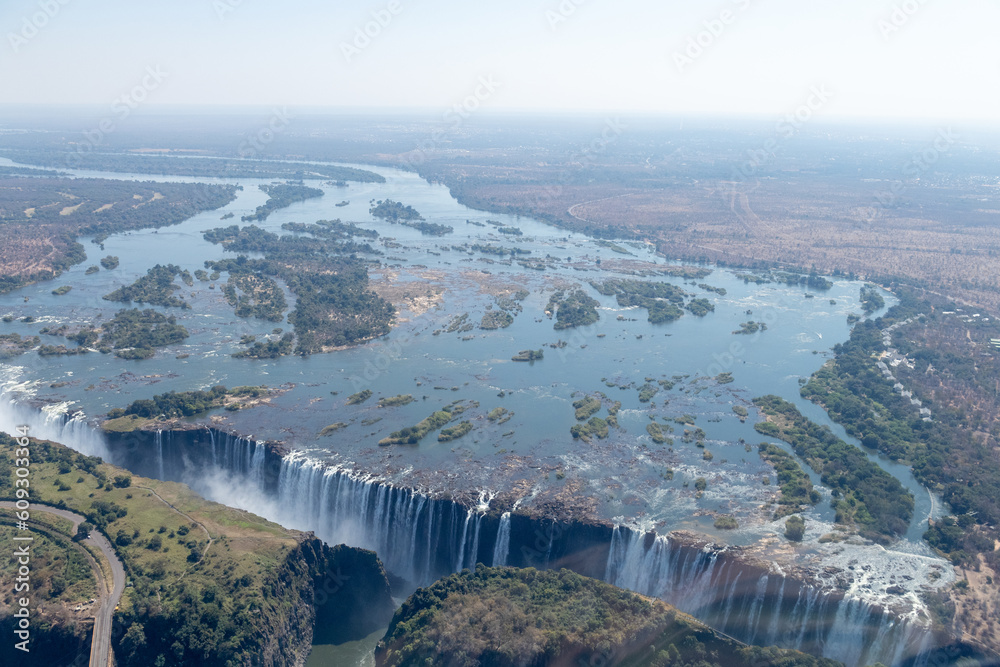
[
  {"x1": 223, "y1": 273, "x2": 288, "y2": 322},
  {"x1": 368, "y1": 199, "x2": 453, "y2": 235},
  {"x1": 232, "y1": 333, "x2": 294, "y2": 359},
  {"x1": 204, "y1": 225, "x2": 394, "y2": 355},
  {"x1": 511, "y1": 349, "x2": 544, "y2": 362},
  {"x1": 0, "y1": 150, "x2": 386, "y2": 182},
  {"x1": 573, "y1": 395, "x2": 602, "y2": 421},
  {"x1": 547, "y1": 289, "x2": 600, "y2": 330},
  {"x1": 106, "y1": 385, "x2": 268, "y2": 422},
  {"x1": 347, "y1": 389, "x2": 374, "y2": 405},
  {"x1": 282, "y1": 219, "x2": 379, "y2": 240},
  {"x1": 104, "y1": 264, "x2": 191, "y2": 309},
  {"x1": 66, "y1": 308, "x2": 189, "y2": 360},
  {"x1": 758, "y1": 443, "x2": 820, "y2": 518},
  {"x1": 801, "y1": 289, "x2": 1000, "y2": 566},
  {"x1": 375, "y1": 567, "x2": 841, "y2": 667},
  {"x1": 753, "y1": 395, "x2": 913, "y2": 542},
  {"x1": 470, "y1": 243, "x2": 531, "y2": 257},
  {"x1": 860, "y1": 285, "x2": 886, "y2": 314},
  {"x1": 242, "y1": 184, "x2": 324, "y2": 222},
  {"x1": 734, "y1": 321, "x2": 768, "y2": 335},
  {"x1": 685, "y1": 297, "x2": 715, "y2": 317},
  {"x1": 591, "y1": 279, "x2": 691, "y2": 324},
  {"x1": 379, "y1": 401, "x2": 476, "y2": 445},
  {"x1": 438, "y1": 421, "x2": 473, "y2": 442},
  {"x1": 380, "y1": 410, "x2": 452, "y2": 446},
  {"x1": 571, "y1": 417, "x2": 609, "y2": 440},
  {"x1": 0, "y1": 333, "x2": 40, "y2": 359},
  {"x1": 735, "y1": 270, "x2": 833, "y2": 291},
  {"x1": 369, "y1": 199, "x2": 423, "y2": 222}
]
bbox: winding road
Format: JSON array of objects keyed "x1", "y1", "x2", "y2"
[{"x1": 0, "y1": 501, "x2": 125, "y2": 667}]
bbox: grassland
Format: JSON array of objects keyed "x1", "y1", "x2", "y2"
[{"x1": 0, "y1": 433, "x2": 394, "y2": 667}]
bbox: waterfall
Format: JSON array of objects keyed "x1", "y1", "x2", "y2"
[
  {"x1": 601, "y1": 523, "x2": 935, "y2": 666},
  {"x1": 492, "y1": 512, "x2": 511, "y2": 566},
  {"x1": 0, "y1": 381, "x2": 108, "y2": 459},
  {"x1": 155, "y1": 430, "x2": 165, "y2": 480},
  {"x1": 93, "y1": 425, "x2": 939, "y2": 666}
]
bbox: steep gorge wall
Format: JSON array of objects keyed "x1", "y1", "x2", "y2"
[{"x1": 104, "y1": 426, "x2": 946, "y2": 666}]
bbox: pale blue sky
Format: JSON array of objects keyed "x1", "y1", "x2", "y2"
[{"x1": 1, "y1": 0, "x2": 998, "y2": 123}]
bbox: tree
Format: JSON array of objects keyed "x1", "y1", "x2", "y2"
[
  {"x1": 121, "y1": 623, "x2": 147, "y2": 661},
  {"x1": 74, "y1": 522, "x2": 93, "y2": 542},
  {"x1": 785, "y1": 515, "x2": 806, "y2": 542}
]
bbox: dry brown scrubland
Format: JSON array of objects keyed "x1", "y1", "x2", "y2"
[{"x1": 445, "y1": 171, "x2": 1000, "y2": 313}]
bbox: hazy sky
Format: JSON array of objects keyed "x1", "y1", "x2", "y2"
[{"x1": 2, "y1": 0, "x2": 998, "y2": 123}]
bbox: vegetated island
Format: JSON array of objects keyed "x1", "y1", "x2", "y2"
[
  {"x1": 753, "y1": 395, "x2": 913, "y2": 543},
  {"x1": 757, "y1": 442, "x2": 821, "y2": 518},
  {"x1": 203, "y1": 225, "x2": 395, "y2": 355},
  {"x1": 512, "y1": 349, "x2": 544, "y2": 362},
  {"x1": 374, "y1": 566, "x2": 840, "y2": 667},
  {"x1": 101, "y1": 385, "x2": 274, "y2": 431},
  {"x1": 546, "y1": 289, "x2": 600, "y2": 330},
  {"x1": 591, "y1": 279, "x2": 692, "y2": 324},
  {"x1": 369, "y1": 199, "x2": 454, "y2": 236},
  {"x1": 378, "y1": 401, "x2": 477, "y2": 446},
  {"x1": 64, "y1": 308, "x2": 189, "y2": 360},
  {"x1": 242, "y1": 184, "x2": 325, "y2": 222},
  {"x1": 0, "y1": 434, "x2": 394, "y2": 667},
  {"x1": 104, "y1": 264, "x2": 192, "y2": 309}
]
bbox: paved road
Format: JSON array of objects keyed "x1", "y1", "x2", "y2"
[{"x1": 0, "y1": 501, "x2": 125, "y2": 667}]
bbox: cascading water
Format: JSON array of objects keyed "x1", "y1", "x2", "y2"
[
  {"x1": 94, "y1": 424, "x2": 941, "y2": 666},
  {"x1": 0, "y1": 380, "x2": 108, "y2": 459},
  {"x1": 155, "y1": 430, "x2": 165, "y2": 480},
  {"x1": 492, "y1": 512, "x2": 511, "y2": 567},
  {"x1": 603, "y1": 525, "x2": 935, "y2": 666}
]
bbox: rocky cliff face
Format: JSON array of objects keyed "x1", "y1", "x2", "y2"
[{"x1": 299, "y1": 540, "x2": 396, "y2": 647}]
